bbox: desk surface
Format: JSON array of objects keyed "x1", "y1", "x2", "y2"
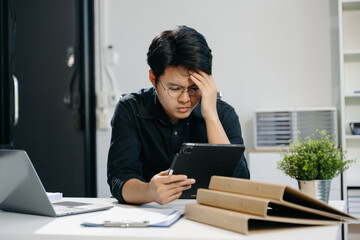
[{"x1": 0, "y1": 198, "x2": 344, "y2": 240}]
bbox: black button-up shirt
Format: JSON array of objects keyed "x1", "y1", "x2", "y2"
[{"x1": 107, "y1": 87, "x2": 249, "y2": 203}]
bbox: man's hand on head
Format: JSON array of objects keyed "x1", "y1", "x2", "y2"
[
  {"x1": 189, "y1": 70, "x2": 230, "y2": 144},
  {"x1": 189, "y1": 70, "x2": 218, "y2": 121}
]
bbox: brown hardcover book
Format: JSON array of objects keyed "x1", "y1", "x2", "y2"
[
  {"x1": 185, "y1": 203, "x2": 339, "y2": 235},
  {"x1": 207, "y1": 176, "x2": 356, "y2": 221}
]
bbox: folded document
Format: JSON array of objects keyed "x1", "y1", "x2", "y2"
[{"x1": 82, "y1": 207, "x2": 184, "y2": 227}]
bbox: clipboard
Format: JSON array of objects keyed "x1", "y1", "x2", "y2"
[{"x1": 82, "y1": 207, "x2": 184, "y2": 228}]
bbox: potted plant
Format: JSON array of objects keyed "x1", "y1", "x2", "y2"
[{"x1": 277, "y1": 129, "x2": 355, "y2": 203}]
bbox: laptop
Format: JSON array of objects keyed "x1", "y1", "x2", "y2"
[
  {"x1": 0, "y1": 150, "x2": 113, "y2": 217},
  {"x1": 169, "y1": 143, "x2": 245, "y2": 199}
]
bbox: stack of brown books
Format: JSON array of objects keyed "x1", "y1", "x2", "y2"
[{"x1": 185, "y1": 176, "x2": 357, "y2": 235}]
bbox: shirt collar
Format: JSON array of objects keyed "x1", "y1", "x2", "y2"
[{"x1": 136, "y1": 88, "x2": 161, "y2": 119}]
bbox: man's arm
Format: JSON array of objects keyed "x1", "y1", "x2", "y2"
[
  {"x1": 107, "y1": 104, "x2": 144, "y2": 204},
  {"x1": 190, "y1": 71, "x2": 250, "y2": 179},
  {"x1": 190, "y1": 70, "x2": 230, "y2": 144},
  {"x1": 203, "y1": 115, "x2": 231, "y2": 144},
  {"x1": 108, "y1": 100, "x2": 195, "y2": 205}
]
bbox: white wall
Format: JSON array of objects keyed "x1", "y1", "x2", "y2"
[{"x1": 95, "y1": 0, "x2": 340, "y2": 197}]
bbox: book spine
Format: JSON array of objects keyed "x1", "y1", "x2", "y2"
[
  {"x1": 196, "y1": 189, "x2": 268, "y2": 216},
  {"x1": 209, "y1": 176, "x2": 284, "y2": 200},
  {"x1": 185, "y1": 203, "x2": 249, "y2": 235}
]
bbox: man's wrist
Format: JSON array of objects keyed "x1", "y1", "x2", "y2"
[
  {"x1": 204, "y1": 113, "x2": 220, "y2": 124},
  {"x1": 122, "y1": 179, "x2": 153, "y2": 204},
  {"x1": 144, "y1": 181, "x2": 154, "y2": 203}
]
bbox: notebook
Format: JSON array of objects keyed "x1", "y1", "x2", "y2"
[
  {"x1": 0, "y1": 150, "x2": 113, "y2": 217},
  {"x1": 169, "y1": 143, "x2": 245, "y2": 199}
]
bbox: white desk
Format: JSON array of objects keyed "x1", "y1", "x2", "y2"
[{"x1": 0, "y1": 198, "x2": 344, "y2": 240}]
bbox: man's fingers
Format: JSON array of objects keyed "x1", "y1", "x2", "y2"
[
  {"x1": 190, "y1": 72, "x2": 205, "y2": 85},
  {"x1": 158, "y1": 169, "x2": 170, "y2": 176},
  {"x1": 190, "y1": 71, "x2": 211, "y2": 86},
  {"x1": 160, "y1": 174, "x2": 189, "y2": 184},
  {"x1": 150, "y1": 172, "x2": 196, "y2": 204},
  {"x1": 167, "y1": 178, "x2": 195, "y2": 188},
  {"x1": 169, "y1": 184, "x2": 192, "y2": 197},
  {"x1": 158, "y1": 192, "x2": 182, "y2": 205},
  {"x1": 161, "y1": 184, "x2": 192, "y2": 203},
  {"x1": 152, "y1": 178, "x2": 195, "y2": 205}
]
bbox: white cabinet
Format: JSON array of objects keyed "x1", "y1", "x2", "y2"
[
  {"x1": 248, "y1": 151, "x2": 341, "y2": 200},
  {"x1": 339, "y1": 2, "x2": 360, "y2": 239},
  {"x1": 338, "y1": 0, "x2": 360, "y2": 188}
]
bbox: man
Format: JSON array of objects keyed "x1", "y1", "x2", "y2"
[{"x1": 107, "y1": 25, "x2": 249, "y2": 205}]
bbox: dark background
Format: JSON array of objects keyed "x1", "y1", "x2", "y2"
[{"x1": 0, "y1": 0, "x2": 96, "y2": 197}]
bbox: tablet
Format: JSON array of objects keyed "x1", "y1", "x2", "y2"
[{"x1": 169, "y1": 143, "x2": 245, "y2": 199}]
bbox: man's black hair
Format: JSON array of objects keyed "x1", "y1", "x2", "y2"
[{"x1": 147, "y1": 25, "x2": 212, "y2": 82}]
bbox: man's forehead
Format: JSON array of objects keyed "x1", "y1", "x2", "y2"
[
  {"x1": 165, "y1": 66, "x2": 190, "y2": 76},
  {"x1": 162, "y1": 66, "x2": 195, "y2": 85}
]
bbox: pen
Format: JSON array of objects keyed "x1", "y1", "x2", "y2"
[
  {"x1": 168, "y1": 153, "x2": 178, "y2": 175},
  {"x1": 102, "y1": 221, "x2": 149, "y2": 227}
]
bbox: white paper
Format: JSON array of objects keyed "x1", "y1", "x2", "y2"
[
  {"x1": 82, "y1": 207, "x2": 184, "y2": 227},
  {"x1": 46, "y1": 192, "x2": 63, "y2": 202}
]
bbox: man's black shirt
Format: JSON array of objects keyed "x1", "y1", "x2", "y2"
[{"x1": 107, "y1": 87, "x2": 250, "y2": 203}]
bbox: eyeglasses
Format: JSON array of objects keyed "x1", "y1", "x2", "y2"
[{"x1": 158, "y1": 80, "x2": 201, "y2": 98}]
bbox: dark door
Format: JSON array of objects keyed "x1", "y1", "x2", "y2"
[
  {"x1": 0, "y1": 0, "x2": 15, "y2": 149},
  {"x1": 0, "y1": 0, "x2": 96, "y2": 197}
]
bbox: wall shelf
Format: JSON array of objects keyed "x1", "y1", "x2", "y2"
[
  {"x1": 342, "y1": 0, "x2": 360, "y2": 9},
  {"x1": 344, "y1": 50, "x2": 360, "y2": 56},
  {"x1": 345, "y1": 94, "x2": 360, "y2": 98},
  {"x1": 346, "y1": 135, "x2": 360, "y2": 140}
]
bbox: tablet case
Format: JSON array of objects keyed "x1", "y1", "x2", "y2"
[{"x1": 170, "y1": 143, "x2": 245, "y2": 199}]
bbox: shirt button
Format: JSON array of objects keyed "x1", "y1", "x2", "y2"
[
  {"x1": 186, "y1": 122, "x2": 189, "y2": 126},
  {"x1": 174, "y1": 131, "x2": 178, "y2": 135}
]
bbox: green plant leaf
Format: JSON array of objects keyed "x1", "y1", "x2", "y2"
[{"x1": 277, "y1": 130, "x2": 356, "y2": 180}]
